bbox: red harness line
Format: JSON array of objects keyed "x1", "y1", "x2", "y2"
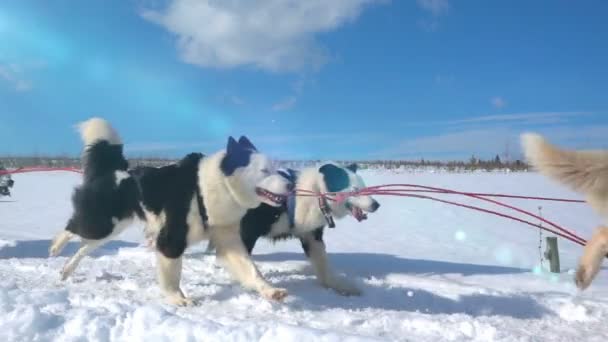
[
  {"x1": 2, "y1": 167, "x2": 587, "y2": 246},
  {"x1": 0, "y1": 167, "x2": 83, "y2": 175},
  {"x1": 296, "y1": 184, "x2": 588, "y2": 246}
]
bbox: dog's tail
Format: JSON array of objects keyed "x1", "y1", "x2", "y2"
[
  {"x1": 576, "y1": 226, "x2": 608, "y2": 290},
  {"x1": 77, "y1": 117, "x2": 128, "y2": 180},
  {"x1": 521, "y1": 133, "x2": 608, "y2": 196}
]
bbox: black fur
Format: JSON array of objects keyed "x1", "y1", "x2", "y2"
[
  {"x1": 82, "y1": 142, "x2": 128, "y2": 182},
  {"x1": 345, "y1": 163, "x2": 358, "y2": 173},
  {"x1": 67, "y1": 142, "x2": 139, "y2": 240},
  {"x1": 240, "y1": 203, "x2": 284, "y2": 254},
  {"x1": 136, "y1": 153, "x2": 204, "y2": 259},
  {"x1": 319, "y1": 164, "x2": 351, "y2": 192},
  {"x1": 220, "y1": 136, "x2": 256, "y2": 176},
  {"x1": 66, "y1": 139, "x2": 206, "y2": 260},
  {"x1": 239, "y1": 167, "x2": 326, "y2": 258},
  {"x1": 299, "y1": 227, "x2": 324, "y2": 257}
]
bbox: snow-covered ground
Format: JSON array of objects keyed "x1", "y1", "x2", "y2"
[{"x1": 1, "y1": 170, "x2": 607, "y2": 341}]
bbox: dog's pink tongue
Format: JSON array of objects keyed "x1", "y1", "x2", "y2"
[{"x1": 353, "y1": 207, "x2": 368, "y2": 222}]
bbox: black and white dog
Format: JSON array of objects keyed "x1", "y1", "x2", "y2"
[
  {"x1": 49, "y1": 118, "x2": 292, "y2": 305},
  {"x1": 207, "y1": 163, "x2": 379, "y2": 295}
]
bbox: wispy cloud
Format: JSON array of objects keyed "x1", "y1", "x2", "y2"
[
  {"x1": 371, "y1": 123, "x2": 608, "y2": 160},
  {"x1": 229, "y1": 95, "x2": 245, "y2": 106},
  {"x1": 0, "y1": 64, "x2": 33, "y2": 92},
  {"x1": 491, "y1": 96, "x2": 507, "y2": 109},
  {"x1": 404, "y1": 111, "x2": 592, "y2": 127},
  {"x1": 271, "y1": 96, "x2": 297, "y2": 112},
  {"x1": 417, "y1": 0, "x2": 449, "y2": 16},
  {"x1": 141, "y1": 0, "x2": 383, "y2": 73},
  {"x1": 416, "y1": 0, "x2": 449, "y2": 31}
]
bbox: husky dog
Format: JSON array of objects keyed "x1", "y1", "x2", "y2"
[
  {"x1": 207, "y1": 163, "x2": 380, "y2": 295},
  {"x1": 49, "y1": 118, "x2": 292, "y2": 305},
  {"x1": 521, "y1": 133, "x2": 608, "y2": 290}
]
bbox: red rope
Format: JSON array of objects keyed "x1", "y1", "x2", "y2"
[
  {"x1": 295, "y1": 184, "x2": 588, "y2": 246},
  {"x1": 1, "y1": 167, "x2": 588, "y2": 246},
  {"x1": 360, "y1": 184, "x2": 586, "y2": 245},
  {"x1": 368, "y1": 191, "x2": 586, "y2": 246},
  {"x1": 0, "y1": 167, "x2": 82, "y2": 176}
]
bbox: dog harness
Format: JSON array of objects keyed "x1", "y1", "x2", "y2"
[{"x1": 278, "y1": 168, "x2": 299, "y2": 229}]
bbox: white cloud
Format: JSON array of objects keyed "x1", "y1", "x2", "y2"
[
  {"x1": 491, "y1": 96, "x2": 507, "y2": 109},
  {"x1": 0, "y1": 64, "x2": 33, "y2": 92},
  {"x1": 371, "y1": 123, "x2": 608, "y2": 160},
  {"x1": 142, "y1": 0, "x2": 380, "y2": 72},
  {"x1": 229, "y1": 95, "x2": 245, "y2": 106},
  {"x1": 271, "y1": 96, "x2": 297, "y2": 111},
  {"x1": 403, "y1": 111, "x2": 591, "y2": 127},
  {"x1": 417, "y1": 0, "x2": 449, "y2": 16}
]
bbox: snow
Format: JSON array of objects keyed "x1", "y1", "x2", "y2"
[{"x1": 1, "y1": 170, "x2": 608, "y2": 341}]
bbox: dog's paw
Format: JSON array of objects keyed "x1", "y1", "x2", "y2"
[
  {"x1": 575, "y1": 266, "x2": 593, "y2": 290},
  {"x1": 324, "y1": 279, "x2": 362, "y2": 296},
  {"x1": 165, "y1": 294, "x2": 195, "y2": 307},
  {"x1": 49, "y1": 245, "x2": 61, "y2": 257},
  {"x1": 60, "y1": 264, "x2": 76, "y2": 281},
  {"x1": 261, "y1": 287, "x2": 288, "y2": 301}
]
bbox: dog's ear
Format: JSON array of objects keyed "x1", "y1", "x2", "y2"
[
  {"x1": 319, "y1": 164, "x2": 350, "y2": 192},
  {"x1": 226, "y1": 136, "x2": 239, "y2": 153},
  {"x1": 345, "y1": 163, "x2": 358, "y2": 173},
  {"x1": 222, "y1": 136, "x2": 253, "y2": 176},
  {"x1": 238, "y1": 136, "x2": 257, "y2": 151}
]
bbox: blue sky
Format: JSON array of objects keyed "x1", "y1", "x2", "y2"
[{"x1": 1, "y1": 0, "x2": 607, "y2": 160}]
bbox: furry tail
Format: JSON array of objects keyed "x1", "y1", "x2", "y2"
[
  {"x1": 78, "y1": 117, "x2": 122, "y2": 147},
  {"x1": 575, "y1": 226, "x2": 608, "y2": 290},
  {"x1": 76, "y1": 117, "x2": 128, "y2": 179},
  {"x1": 520, "y1": 133, "x2": 608, "y2": 195}
]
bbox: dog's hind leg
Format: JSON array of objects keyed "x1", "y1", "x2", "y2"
[
  {"x1": 49, "y1": 230, "x2": 74, "y2": 257},
  {"x1": 211, "y1": 225, "x2": 287, "y2": 301},
  {"x1": 300, "y1": 229, "x2": 361, "y2": 296},
  {"x1": 50, "y1": 218, "x2": 79, "y2": 257},
  {"x1": 60, "y1": 238, "x2": 108, "y2": 280}
]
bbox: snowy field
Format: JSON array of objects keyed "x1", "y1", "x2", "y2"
[{"x1": 1, "y1": 170, "x2": 608, "y2": 341}]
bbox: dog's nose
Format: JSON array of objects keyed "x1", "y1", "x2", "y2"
[
  {"x1": 286, "y1": 182, "x2": 295, "y2": 192},
  {"x1": 370, "y1": 200, "x2": 380, "y2": 212}
]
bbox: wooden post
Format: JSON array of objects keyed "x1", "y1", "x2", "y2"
[{"x1": 544, "y1": 237, "x2": 560, "y2": 273}]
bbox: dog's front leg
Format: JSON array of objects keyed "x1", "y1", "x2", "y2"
[
  {"x1": 156, "y1": 251, "x2": 192, "y2": 306},
  {"x1": 211, "y1": 224, "x2": 287, "y2": 301},
  {"x1": 300, "y1": 230, "x2": 361, "y2": 296},
  {"x1": 576, "y1": 225, "x2": 608, "y2": 290}
]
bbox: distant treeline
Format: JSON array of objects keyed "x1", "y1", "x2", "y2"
[{"x1": 0, "y1": 155, "x2": 529, "y2": 172}]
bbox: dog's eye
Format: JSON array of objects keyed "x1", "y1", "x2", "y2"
[{"x1": 261, "y1": 168, "x2": 271, "y2": 175}]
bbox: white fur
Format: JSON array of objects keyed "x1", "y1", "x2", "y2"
[
  {"x1": 60, "y1": 218, "x2": 133, "y2": 280},
  {"x1": 210, "y1": 224, "x2": 287, "y2": 301},
  {"x1": 199, "y1": 151, "x2": 290, "y2": 226},
  {"x1": 197, "y1": 150, "x2": 291, "y2": 300},
  {"x1": 77, "y1": 117, "x2": 122, "y2": 146},
  {"x1": 114, "y1": 171, "x2": 130, "y2": 186},
  {"x1": 263, "y1": 164, "x2": 378, "y2": 295},
  {"x1": 156, "y1": 252, "x2": 192, "y2": 306},
  {"x1": 293, "y1": 164, "x2": 377, "y2": 232},
  {"x1": 49, "y1": 230, "x2": 74, "y2": 257},
  {"x1": 521, "y1": 133, "x2": 608, "y2": 290},
  {"x1": 301, "y1": 233, "x2": 360, "y2": 296}
]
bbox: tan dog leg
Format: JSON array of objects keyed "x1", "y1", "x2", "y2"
[{"x1": 576, "y1": 226, "x2": 608, "y2": 290}]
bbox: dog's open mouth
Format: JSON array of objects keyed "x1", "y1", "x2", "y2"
[
  {"x1": 346, "y1": 203, "x2": 368, "y2": 222},
  {"x1": 256, "y1": 187, "x2": 287, "y2": 205}
]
